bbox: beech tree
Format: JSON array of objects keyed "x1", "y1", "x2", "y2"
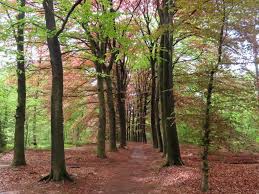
[
  {"x1": 41, "y1": 0, "x2": 83, "y2": 181},
  {"x1": 116, "y1": 56, "x2": 128, "y2": 148},
  {"x1": 134, "y1": 0, "x2": 159, "y2": 149},
  {"x1": 12, "y1": 0, "x2": 26, "y2": 166},
  {"x1": 158, "y1": 0, "x2": 183, "y2": 166},
  {"x1": 77, "y1": 0, "x2": 117, "y2": 157}
]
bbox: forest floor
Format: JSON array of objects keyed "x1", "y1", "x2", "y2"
[{"x1": 0, "y1": 143, "x2": 258, "y2": 194}]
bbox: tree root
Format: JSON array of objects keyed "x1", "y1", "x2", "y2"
[
  {"x1": 39, "y1": 172, "x2": 73, "y2": 183},
  {"x1": 161, "y1": 158, "x2": 185, "y2": 168},
  {"x1": 119, "y1": 145, "x2": 126, "y2": 149},
  {"x1": 39, "y1": 174, "x2": 51, "y2": 183},
  {"x1": 97, "y1": 154, "x2": 107, "y2": 159}
]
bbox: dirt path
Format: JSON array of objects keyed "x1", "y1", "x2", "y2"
[
  {"x1": 0, "y1": 154, "x2": 10, "y2": 169},
  {"x1": 102, "y1": 144, "x2": 158, "y2": 194}
]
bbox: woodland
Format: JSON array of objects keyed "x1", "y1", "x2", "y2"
[{"x1": 0, "y1": 0, "x2": 258, "y2": 193}]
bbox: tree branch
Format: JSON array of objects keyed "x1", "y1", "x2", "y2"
[{"x1": 56, "y1": 0, "x2": 84, "y2": 37}]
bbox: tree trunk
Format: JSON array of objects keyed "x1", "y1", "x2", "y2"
[
  {"x1": 13, "y1": 0, "x2": 26, "y2": 167},
  {"x1": 142, "y1": 91, "x2": 148, "y2": 144},
  {"x1": 201, "y1": 71, "x2": 214, "y2": 192},
  {"x1": 32, "y1": 106, "x2": 37, "y2": 147},
  {"x1": 159, "y1": 0, "x2": 183, "y2": 166},
  {"x1": 201, "y1": 10, "x2": 225, "y2": 192},
  {"x1": 201, "y1": 11, "x2": 225, "y2": 192},
  {"x1": 252, "y1": 33, "x2": 259, "y2": 100},
  {"x1": 131, "y1": 104, "x2": 136, "y2": 141},
  {"x1": 159, "y1": 35, "x2": 167, "y2": 156},
  {"x1": 155, "y1": 79, "x2": 163, "y2": 152},
  {"x1": 126, "y1": 103, "x2": 132, "y2": 141},
  {"x1": 25, "y1": 116, "x2": 29, "y2": 148},
  {"x1": 32, "y1": 79, "x2": 40, "y2": 147},
  {"x1": 150, "y1": 59, "x2": 158, "y2": 148},
  {"x1": 105, "y1": 71, "x2": 117, "y2": 152},
  {"x1": 42, "y1": 0, "x2": 69, "y2": 181},
  {"x1": 162, "y1": 32, "x2": 182, "y2": 165},
  {"x1": 96, "y1": 63, "x2": 107, "y2": 158},
  {"x1": 116, "y1": 64, "x2": 127, "y2": 148}
]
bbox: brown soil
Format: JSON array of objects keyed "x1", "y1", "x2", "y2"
[{"x1": 0, "y1": 143, "x2": 258, "y2": 194}]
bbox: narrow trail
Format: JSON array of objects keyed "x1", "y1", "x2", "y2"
[
  {"x1": 0, "y1": 154, "x2": 10, "y2": 169},
  {"x1": 103, "y1": 144, "x2": 158, "y2": 194}
]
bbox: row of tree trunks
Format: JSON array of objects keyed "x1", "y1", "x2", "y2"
[
  {"x1": 126, "y1": 71, "x2": 150, "y2": 144},
  {"x1": 81, "y1": 0, "x2": 120, "y2": 157}
]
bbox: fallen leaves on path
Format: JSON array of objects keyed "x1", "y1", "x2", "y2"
[{"x1": 0, "y1": 143, "x2": 258, "y2": 194}]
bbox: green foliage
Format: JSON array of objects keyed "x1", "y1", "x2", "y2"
[
  {"x1": 129, "y1": 54, "x2": 150, "y2": 70},
  {"x1": 178, "y1": 123, "x2": 201, "y2": 145},
  {"x1": 0, "y1": 68, "x2": 16, "y2": 147}
]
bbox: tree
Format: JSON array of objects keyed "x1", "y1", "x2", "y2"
[
  {"x1": 158, "y1": 0, "x2": 183, "y2": 166},
  {"x1": 155, "y1": 78, "x2": 163, "y2": 152},
  {"x1": 105, "y1": 64, "x2": 117, "y2": 152},
  {"x1": 75, "y1": 0, "x2": 137, "y2": 152},
  {"x1": 201, "y1": 1, "x2": 228, "y2": 191},
  {"x1": 41, "y1": 0, "x2": 83, "y2": 181},
  {"x1": 134, "y1": 0, "x2": 159, "y2": 149},
  {"x1": 116, "y1": 57, "x2": 128, "y2": 148},
  {"x1": 13, "y1": 0, "x2": 26, "y2": 166},
  {"x1": 237, "y1": 4, "x2": 259, "y2": 100},
  {"x1": 76, "y1": 0, "x2": 121, "y2": 157}
]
